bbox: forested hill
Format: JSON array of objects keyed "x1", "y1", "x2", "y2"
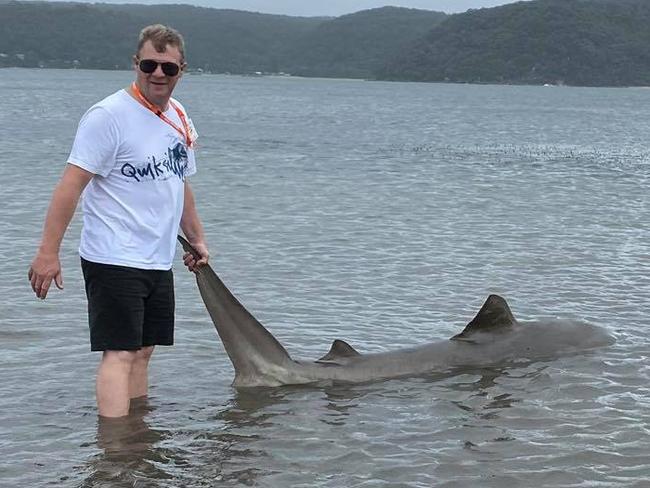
[
  {"x1": 282, "y1": 7, "x2": 446, "y2": 79},
  {"x1": 379, "y1": 0, "x2": 650, "y2": 86},
  {"x1": 0, "y1": 2, "x2": 324, "y2": 72},
  {"x1": 0, "y1": 2, "x2": 445, "y2": 77},
  {"x1": 1, "y1": 0, "x2": 650, "y2": 86}
]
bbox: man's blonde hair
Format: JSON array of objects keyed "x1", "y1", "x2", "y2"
[{"x1": 137, "y1": 24, "x2": 186, "y2": 62}]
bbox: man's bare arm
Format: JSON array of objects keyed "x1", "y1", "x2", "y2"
[
  {"x1": 180, "y1": 180, "x2": 209, "y2": 272},
  {"x1": 28, "y1": 164, "x2": 94, "y2": 299}
]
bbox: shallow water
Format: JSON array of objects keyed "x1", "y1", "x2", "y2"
[{"x1": 1, "y1": 69, "x2": 649, "y2": 487}]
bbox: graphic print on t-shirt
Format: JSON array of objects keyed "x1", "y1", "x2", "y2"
[{"x1": 120, "y1": 142, "x2": 189, "y2": 183}]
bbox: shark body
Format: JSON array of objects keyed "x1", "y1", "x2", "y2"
[{"x1": 179, "y1": 236, "x2": 614, "y2": 387}]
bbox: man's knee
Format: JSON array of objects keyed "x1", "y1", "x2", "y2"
[
  {"x1": 135, "y1": 346, "x2": 155, "y2": 363},
  {"x1": 101, "y1": 350, "x2": 140, "y2": 371}
]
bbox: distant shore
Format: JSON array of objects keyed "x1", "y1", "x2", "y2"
[{"x1": 2, "y1": 0, "x2": 649, "y2": 88}]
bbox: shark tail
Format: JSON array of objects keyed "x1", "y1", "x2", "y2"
[{"x1": 178, "y1": 235, "x2": 292, "y2": 382}]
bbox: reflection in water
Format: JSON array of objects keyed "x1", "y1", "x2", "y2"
[
  {"x1": 218, "y1": 383, "x2": 365, "y2": 428},
  {"x1": 79, "y1": 389, "x2": 323, "y2": 487},
  {"x1": 184, "y1": 386, "x2": 367, "y2": 485},
  {"x1": 77, "y1": 365, "x2": 546, "y2": 486},
  {"x1": 216, "y1": 387, "x2": 290, "y2": 426},
  {"x1": 447, "y1": 365, "x2": 530, "y2": 416},
  {"x1": 321, "y1": 384, "x2": 363, "y2": 426},
  {"x1": 80, "y1": 398, "x2": 174, "y2": 488},
  {"x1": 436, "y1": 363, "x2": 551, "y2": 450},
  {"x1": 188, "y1": 388, "x2": 294, "y2": 485}
]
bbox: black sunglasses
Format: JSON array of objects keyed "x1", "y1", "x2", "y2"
[{"x1": 138, "y1": 58, "x2": 182, "y2": 76}]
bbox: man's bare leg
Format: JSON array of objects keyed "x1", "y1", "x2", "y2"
[
  {"x1": 96, "y1": 350, "x2": 138, "y2": 418},
  {"x1": 129, "y1": 346, "x2": 155, "y2": 400}
]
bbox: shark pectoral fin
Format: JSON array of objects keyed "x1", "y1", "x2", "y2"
[
  {"x1": 451, "y1": 294, "x2": 518, "y2": 341},
  {"x1": 316, "y1": 339, "x2": 361, "y2": 363}
]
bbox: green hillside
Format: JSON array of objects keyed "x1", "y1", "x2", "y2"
[
  {"x1": 379, "y1": 0, "x2": 650, "y2": 86},
  {"x1": 0, "y1": 2, "x2": 444, "y2": 76},
  {"x1": 283, "y1": 7, "x2": 447, "y2": 79},
  {"x1": 0, "y1": 2, "x2": 141, "y2": 69},
  {"x1": 2, "y1": 0, "x2": 650, "y2": 86},
  {"x1": 0, "y1": 2, "x2": 323, "y2": 71}
]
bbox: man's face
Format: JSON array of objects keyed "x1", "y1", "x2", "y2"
[{"x1": 134, "y1": 40, "x2": 185, "y2": 108}]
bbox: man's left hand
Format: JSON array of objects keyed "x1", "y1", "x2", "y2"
[{"x1": 183, "y1": 241, "x2": 209, "y2": 272}]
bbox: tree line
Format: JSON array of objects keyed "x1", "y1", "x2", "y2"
[{"x1": 1, "y1": 0, "x2": 649, "y2": 86}]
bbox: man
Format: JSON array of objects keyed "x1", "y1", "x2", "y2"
[{"x1": 28, "y1": 24, "x2": 209, "y2": 418}]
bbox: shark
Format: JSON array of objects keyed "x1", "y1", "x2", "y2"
[{"x1": 178, "y1": 235, "x2": 614, "y2": 387}]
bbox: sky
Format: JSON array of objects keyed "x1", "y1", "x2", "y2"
[{"x1": 43, "y1": 0, "x2": 525, "y2": 17}]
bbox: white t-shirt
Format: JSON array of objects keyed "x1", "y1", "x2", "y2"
[{"x1": 68, "y1": 89, "x2": 198, "y2": 270}]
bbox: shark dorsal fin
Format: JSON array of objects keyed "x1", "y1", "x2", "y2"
[
  {"x1": 317, "y1": 339, "x2": 361, "y2": 363},
  {"x1": 452, "y1": 295, "x2": 517, "y2": 341}
]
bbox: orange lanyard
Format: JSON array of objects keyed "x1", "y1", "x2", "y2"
[{"x1": 131, "y1": 83, "x2": 193, "y2": 148}]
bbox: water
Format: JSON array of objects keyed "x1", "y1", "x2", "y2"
[{"x1": 1, "y1": 69, "x2": 649, "y2": 487}]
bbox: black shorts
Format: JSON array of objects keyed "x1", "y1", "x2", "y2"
[{"x1": 81, "y1": 257, "x2": 175, "y2": 351}]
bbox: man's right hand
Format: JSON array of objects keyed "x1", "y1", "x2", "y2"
[
  {"x1": 27, "y1": 164, "x2": 94, "y2": 300},
  {"x1": 28, "y1": 252, "x2": 64, "y2": 299}
]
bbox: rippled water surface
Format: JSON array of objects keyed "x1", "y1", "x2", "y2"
[{"x1": 2, "y1": 69, "x2": 649, "y2": 487}]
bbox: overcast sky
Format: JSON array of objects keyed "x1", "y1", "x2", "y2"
[{"x1": 45, "y1": 0, "x2": 525, "y2": 16}]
